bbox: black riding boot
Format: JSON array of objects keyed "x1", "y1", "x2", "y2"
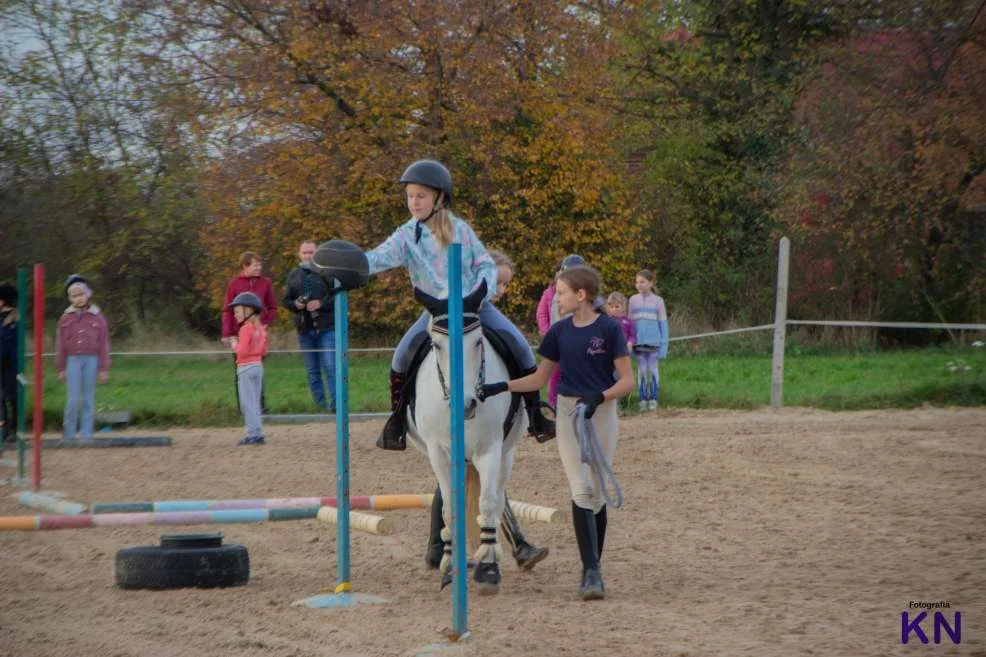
[
  {"x1": 572, "y1": 500, "x2": 605, "y2": 600},
  {"x1": 425, "y1": 485, "x2": 445, "y2": 569},
  {"x1": 520, "y1": 367, "x2": 555, "y2": 442},
  {"x1": 375, "y1": 369, "x2": 408, "y2": 450},
  {"x1": 501, "y1": 492, "x2": 549, "y2": 570},
  {"x1": 595, "y1": 505, "x2": 607, "y2": 558}
]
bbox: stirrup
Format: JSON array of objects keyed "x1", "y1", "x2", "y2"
[
  {"x1": 375, "y1": 412, "x2": 407, "y2": 451},
  {"x1": 527, "y1": 401, "x2": 556, "y2": 443}
]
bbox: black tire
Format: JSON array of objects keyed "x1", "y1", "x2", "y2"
[
  {"x1": 115, "y1": 543, "x2": 249, "y2": 590},
  {"x1": 160, "y1": 533, "x2": 224, "y2": 549}
]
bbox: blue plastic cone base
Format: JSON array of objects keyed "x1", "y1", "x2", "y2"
[{"x1": 294, "y1": 592, "x2": 391, "y2": 608}]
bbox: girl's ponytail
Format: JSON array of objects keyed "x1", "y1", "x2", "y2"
[{"x1": 431, "y1": 206, "x2": 454, "y2": 247}]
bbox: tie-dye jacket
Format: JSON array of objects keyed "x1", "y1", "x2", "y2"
[
  {"x1": 629, "y1": 292, "x2": 668, "y2": 357},
  {"x1": 366, "y1": 214, "x2": 497, "y2": 304}
]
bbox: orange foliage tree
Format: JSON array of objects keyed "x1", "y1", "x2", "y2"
[{"x1": 140, "y1": 1, "x2": 643, "y2": 338}]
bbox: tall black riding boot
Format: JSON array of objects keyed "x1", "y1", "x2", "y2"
[
  {"x1": 571, "y1": 500, "x2": 605, "y2": 600},
  {"x1": 425, "y1": 485, "x2": 445, "y2": 569},
  {"x1": 595, "y1": 505, "x2": 607, "y2": 558},
  {"x1": 519, "y1": 367, "x2": 555, "y2": 443},
  {"x1": 501, "y1": 492, "x2": 549, "y2": 570},
  {"x1": 375, "y1": 369, "x2": 407, "y2": 450}
]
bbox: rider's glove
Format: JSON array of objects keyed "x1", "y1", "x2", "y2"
[
  {"x1": 477, "y1": 381, "x2": 509, "y2": 402},
  {"x1": 577, "y1": 391, "x2": 605, "y2": 419}
]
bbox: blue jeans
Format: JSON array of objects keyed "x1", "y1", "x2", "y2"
[
  {"x1": 298, "y1": 329, "x2": 336, "y2": 410},
  {"x1": 64, "y1": 354, "x2": 98, "y2": 439}
]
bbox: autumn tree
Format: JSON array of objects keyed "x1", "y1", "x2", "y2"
[
  {"x1": 0, "y1": 0, "x2": 213, "y2": 332},
  {"x1": 612, "y1": 0, "x2": 837, "y2": 325},
  {"x1": 779, "y1": 0, "x2": 986, "y2": 331},
  {"x1": 137, "y1": 0, "x2": 643, "y2": 338}
]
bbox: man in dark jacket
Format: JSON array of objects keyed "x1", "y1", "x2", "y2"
[{"x1": 283, "y1": 241, "x2": 337, "y2": 413}]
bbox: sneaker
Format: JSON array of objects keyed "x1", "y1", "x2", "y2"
[
  {"x1": 237, "y1": 436, "x2": 266, "y2": 445},
  {"x1": 638, "y1": 400, "x2": 648, "y2": 411},
  {"x1": 648, "y1": 400, "x2": 658, "y2": 411},
  {"x1": 513, "y1": 543, "x2": 549, "y2": 571}
]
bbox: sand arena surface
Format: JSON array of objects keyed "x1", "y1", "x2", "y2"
[{"x1": 1, "y1": 408, "x2": 984, "y2": 657}]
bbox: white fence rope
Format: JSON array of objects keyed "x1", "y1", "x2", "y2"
[{"x1": 23, "y1": 319, "x2": 985, "y2": 359}]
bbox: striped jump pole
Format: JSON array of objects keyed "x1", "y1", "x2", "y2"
[
  {"x1": 0, "y1": 506, "x2": 391, "y2": 534},
  {"x1": 91, "y1": 494, "x2": 434, "y2": 514}
]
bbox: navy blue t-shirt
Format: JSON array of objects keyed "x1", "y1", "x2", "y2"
[{"x1": 538, "y1": 314, "x2": 629, "y2": 398}]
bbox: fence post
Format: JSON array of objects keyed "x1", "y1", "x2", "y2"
[{"x1": 770, "y1": 238, "x2": 790, "y2": 409}]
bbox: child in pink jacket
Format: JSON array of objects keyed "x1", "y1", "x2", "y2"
[
  {"x1": 56, "y1": 276, "x2": 110, "y2": 440},
  {"x1": 535, "y1": 254, "x2": 585, "y2": 407}
]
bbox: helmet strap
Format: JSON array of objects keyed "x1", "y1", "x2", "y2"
[
  {"x1": 235, "y1": 306, "x2": 257, "y2": 328},
  {"x1": 414, "y1": 193, "x2": 444, "y2": 244}
]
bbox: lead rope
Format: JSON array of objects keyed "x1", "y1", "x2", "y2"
[{"x1": 570, "y1": 403, "x2": 624, "y2": 509}]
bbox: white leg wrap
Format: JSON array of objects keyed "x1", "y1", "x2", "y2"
[
  {"x1": 438, "y1": 526, "x2": 453, "y2": 574},
  {"x1": 472, "y1": 526, "x2": 503, "y2": 564}
]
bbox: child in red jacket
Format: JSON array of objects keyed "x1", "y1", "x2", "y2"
[{"x1": 56, "y1": 276, "x2": 110, "y2": 440}]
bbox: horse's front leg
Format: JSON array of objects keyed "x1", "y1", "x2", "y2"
[
  {"x1": 471, "y1": 450, "x2": 503, "y2": 595},
  {"x1": 427, "y1": 446, "x2": 455, "y2": 590}
]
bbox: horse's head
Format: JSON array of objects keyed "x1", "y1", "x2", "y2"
[{"x1": 414, "y1": 280, "x2": 488, "y2": 420}]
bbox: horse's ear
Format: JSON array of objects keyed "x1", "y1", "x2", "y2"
[
  {"x1": 414, "y1": 287, "x2": 447, "y2": 317},
  {"x1": 463, "y1": 279, "x2": 487, "y2": 313}
]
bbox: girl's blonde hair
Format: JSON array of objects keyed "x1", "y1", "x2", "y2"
[
  {"x1": 606, "y1": 291, "x2": 627, "y2": 312},
  {"x1": 488, "y1": 249, "x2": 515, "y2": 273},
  {"x1": 427, "y1": 188, "x2": 454, "y2": 247}
]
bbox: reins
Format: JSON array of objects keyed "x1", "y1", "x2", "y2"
[
  {"x1": 430, "y1": 313, "x2": 486, "y2": 402},
  {"x1": 570, "y1": 403, "x2": 624, "y2": 509}
]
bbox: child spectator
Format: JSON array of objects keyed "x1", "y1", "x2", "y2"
[
  {"x1": 605, "y1": 292, "x2": 635, "y2": 352},
  {"x1": 229, "y1": 292, "x2": 269, "y2": 445},
  {"x1": 56, "y1": 275, "x2": 110, "y2": 440},
  {"x1": 628, "y1": 269, "x2": 668, "y2": 410}
]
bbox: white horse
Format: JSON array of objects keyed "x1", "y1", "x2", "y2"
[{"x1": 406, "y1": 281, "x2": 527, "y2": 594}]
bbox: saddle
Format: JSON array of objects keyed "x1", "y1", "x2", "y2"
[{"x1": 390, "y1": 327, "x2": 526, "y2": 447}]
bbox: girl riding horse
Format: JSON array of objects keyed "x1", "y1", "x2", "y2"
[{"x1": 365, "y1": 159, "x2": 554, "y2": 449}]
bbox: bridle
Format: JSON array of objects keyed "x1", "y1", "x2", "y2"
[{"x1": 429, "y1": 312, "x2": 486, "y2": 402}]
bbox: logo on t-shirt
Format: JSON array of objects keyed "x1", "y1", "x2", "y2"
[{"x1": 587, "y1": 336, "x2": 606, "y2": 355}]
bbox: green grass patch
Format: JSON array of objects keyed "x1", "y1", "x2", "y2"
[{"x1": 17, "y1": 345, "x2": 986, "y2": 430}]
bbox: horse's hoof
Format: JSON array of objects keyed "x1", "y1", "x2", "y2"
[
  {"x1": 514, "y1": 544, "x2": 549, "y2": 571},
  {"x1": 474, "y1": 561, "x2": 501, "y2": 595},
  {"x1": 439, "y1": 570, "x2": 453, "y2": 590}
]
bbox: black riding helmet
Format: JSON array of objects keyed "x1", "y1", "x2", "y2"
[
  {"x1": 559, "y1": 254, "x2": 586, "y2": 271},
  {"x1": 64, "y1": 273, "x2": 90, "y2": 293},
  {"x1": 227, "y1": 291, "x2": 263, "y2": 312},
  {"x1": 400, "y1": 160, "x2": 453, "y2": 206}
]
